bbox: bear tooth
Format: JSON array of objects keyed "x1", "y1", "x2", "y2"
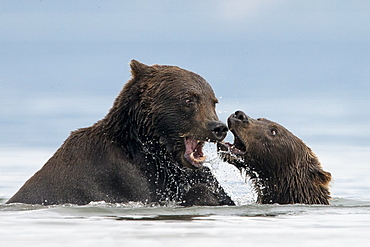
[
  {"x1": 190, "y1": 153, "x2": 206, "y2": 163},
  {"x1": 190, "y1": 152, "x2": 195, "y2": 160},
  {"x1": 198, "y1": 156, "x2": 206, "y2": 162}
]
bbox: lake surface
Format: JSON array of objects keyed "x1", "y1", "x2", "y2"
[
  {"x1": 1, "y1": 198, "x2": 370, "y2": 246},
  {"x1": 1, "y1": 96, "x2": 370, "y2": 246}
]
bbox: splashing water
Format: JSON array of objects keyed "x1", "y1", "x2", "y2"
[{"x1": 203, "y1": 142, "x2": 256, "y2": 205}]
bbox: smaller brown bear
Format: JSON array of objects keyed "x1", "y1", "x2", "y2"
[{"x1": 219, "y1": 110, "x2": 331, "y2": 205}]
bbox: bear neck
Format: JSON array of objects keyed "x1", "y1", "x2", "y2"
[
  {"x1": 246, "y1": 158, "x2": 330, "y2": 205},
  {"x1": 95, "y1": 92, "x2": 193, "y2": 202},
  {"x1": 98, "y1": 90, "x2": 159, "y2": 156}
]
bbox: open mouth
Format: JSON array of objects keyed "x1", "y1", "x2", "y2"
[
  {"x1": 184, "y1": 137, "x2": 206, "y2": 169},
  {"x1": 218, "y1": 133, "x2": 246, "y2": 155},
  {"x1": 231, "y1": 134, "x2": 246, "y2": 153}
]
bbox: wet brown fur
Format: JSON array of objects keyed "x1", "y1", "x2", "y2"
[
  {"x1": 7, "y1": 60, "x2": 234, "y2": 206},
  {"x1": 220, "y1": 111, "x2": 331, "y2": 205}
]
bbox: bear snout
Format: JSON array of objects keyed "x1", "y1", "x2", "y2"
[
  {"x1": 228, "y1": 111, "x2": 250, "y2": 129},
  {"x1": 208, "y1": 121, "x2": 228, "y2": 141},
  {"x1": 234, "y1": 111, "x2": 249, "y2": 123}
]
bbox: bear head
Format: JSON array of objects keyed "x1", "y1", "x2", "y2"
[
  {"x1": 107, "y1": 60, "x2": 228, "y2": 169},
  {"x1": 219, "y1": 110, "x2": 331, "y2": 204}
]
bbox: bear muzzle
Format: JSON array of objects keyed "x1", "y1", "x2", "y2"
[{"x1": 208, "y1": 121, "x2": 228, "y2": 142}]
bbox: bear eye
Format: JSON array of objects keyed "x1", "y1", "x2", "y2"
[
  {"x1": 184, "y1": 97, "x2": 196, "y2": 107},
  {"x1": 270, "y1": 129, "x2": 277, "y2": 136}
]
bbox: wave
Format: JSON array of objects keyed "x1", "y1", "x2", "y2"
[{"x1": 2, "y1": 197, "x2": 370, "y2": 221}]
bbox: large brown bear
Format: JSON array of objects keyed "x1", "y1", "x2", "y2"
[
  {"x1": 7, "y1": 60, "x2": 234, "y2": 206},
  {"x1": 219, "y1": 110, "x2": 331, "y2": 205}
]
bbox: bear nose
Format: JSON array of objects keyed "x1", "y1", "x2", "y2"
[
  {"x1": 208, "y1": 121, "x2": 228, "y2": 141},
  {"x1": 234, "y1": 110, "x2": 249, "y2": 123}
]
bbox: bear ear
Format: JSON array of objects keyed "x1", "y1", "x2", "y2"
[
  {"x1": 130, "y1": 59, "x2": 150, "y2": 78},
  {"x1": 317, "y1": 170, "x2": 331, "y2": 185},
  {"x1": 311, "y1": 168, "x2": 331, "y2": 186}
]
